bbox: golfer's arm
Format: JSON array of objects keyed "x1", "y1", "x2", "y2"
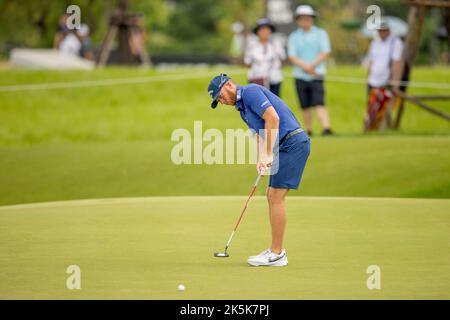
[
  {"x1": 256, "y1": 134, "x2": 261, "y2": 161},
  {"x1": 311, "y1": 52, "x2": 328, "y2": 68},
  {"x1": 261, "y1": 106, "x2": 280, "y2": 158}
]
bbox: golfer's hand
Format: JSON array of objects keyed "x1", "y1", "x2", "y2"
[
  {"x1": 257, "y1": 161, "x2": 269, "y2": 174},
  {"x1": 257, "y1": 154, "x2": 273, "y2": 174}
]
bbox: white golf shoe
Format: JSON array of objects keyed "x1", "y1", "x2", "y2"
[
  {"x1": 248, "y1": 249, "x2": 270, "y2": 260},
  {"x1": 247, "y1": 249, "x2": 288, "y2": 267}
]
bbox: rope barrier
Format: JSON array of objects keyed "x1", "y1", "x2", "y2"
[{"x1": 0, "y1": 70, "x2": 448, "y2": 92}]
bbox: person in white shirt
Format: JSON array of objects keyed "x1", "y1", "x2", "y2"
[
  {"x1": 367, "y1": 21, "x2": 404, "y2": 90},
  {"x1": 59, "y1": 31, "x2": 82, "y2": 57},
  {"x1": 244, "y1": 18, "x2": 286, "y2": 97}
]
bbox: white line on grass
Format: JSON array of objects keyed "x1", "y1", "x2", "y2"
[
  {"x1": 0, "y1": 71, "x2": 449, "y2": 92},
  {"x1": 326, "y1": 75, "x2": 450, "y2": 90},
  {"x1": 0, "y1": 196, "x2": 448, "y2": 211},
  {"x1": 0, "y1": 70, "x2": 246, "y2": 92}
]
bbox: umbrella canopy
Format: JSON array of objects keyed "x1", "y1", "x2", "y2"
[{"x1": 360, "y1": 16, "x2": 408, "y2": 38}]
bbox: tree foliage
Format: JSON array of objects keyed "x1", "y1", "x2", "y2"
[{"x1": 0, "y1": 0, "x2": 446, "y2": 62}]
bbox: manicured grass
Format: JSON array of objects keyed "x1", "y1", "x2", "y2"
[
  {"x1": 0, "y1": 136, "x2": 449, "y2": 206},
  {"x1": 0, "y1": 196, "x2": 448, "y2": 299},
  {"x1": 0, "y1": 66, "x2": 448, "y2": 300},
  {"x1": 0, "y1": 66, "x2": 448, "y2": 146},
  {"x1": 0, "y1": 66, "x2": 449, "y2": 204}
]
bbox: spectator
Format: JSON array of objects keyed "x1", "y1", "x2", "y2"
[
  {"x1": 288, "y1": 5, "x2": 334, "y2": 136},
  {"x1": 367, "y1": 21, "x2": 404, "y2": 92},
  {"x1": 54, "y1": 12, "x2": 83, "y2": 58},
  {"x1": 129, "y1": 14, "x2": 149, "y2": 65},
  {"x1": 53, "y1": 13, "x2": 70, "y2": 49},
  {"x1": 244, "y1": 18, "x2": 286, "y2": 97},
  {"x1": 59, "y1": 30, "x2": 81, "y2": 57},
  {"x1": 77, "y1": 24, "x2": 94, "y2": 60}
]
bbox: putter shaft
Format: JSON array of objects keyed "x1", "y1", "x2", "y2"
[{"x1": 221, "y1": 174, "x2": 262, "y2": 253}]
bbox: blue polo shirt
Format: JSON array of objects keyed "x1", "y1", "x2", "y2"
[
  {"x1": 235, "y1": 84, "x2": 301, "y2": 141},
  {"x1": 288, "y1": 26, "x2": 331, "y2": 81}
]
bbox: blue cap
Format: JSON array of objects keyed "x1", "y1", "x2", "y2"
[{"x1": 207, "y1": 73, "x2": 231, "y2": 109}]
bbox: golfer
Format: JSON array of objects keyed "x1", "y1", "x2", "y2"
[{"x1": 208, "y1": 73, "x2": 311, "y2": 267}]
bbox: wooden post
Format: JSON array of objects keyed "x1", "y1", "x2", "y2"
[
  {"x1": 393, "y1": 4, "x2": 428, "y2": 128},
  {"x1": 96, "y1": 0, "x2": 151, "y2": 67},
  {"x1": 393, "y1": 99, "x2": 405, "y2": 128},
  {"x1": 116, "y1": 0, "x2": 133, "y2": 65},
  {"x1": 97, "y1": 25, "x2": 117, "y2": 67},
  {"x1": 396, "y1": 91, "x2": 450, "y2": 121},
  {"x1": 117, "y1": 24, "x2": 134, "y2": 64}
]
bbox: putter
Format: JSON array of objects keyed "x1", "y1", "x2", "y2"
[{"x1": 214, "y1": 174, "x2": 263, "y2": 258}]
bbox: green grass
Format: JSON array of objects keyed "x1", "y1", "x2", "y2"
[
  {"x1": 0, "y1": 66, "x2": 449, "y2": 300},
  {"x1": 0, "y1": 137, "x2": 449, "y2": 206},
  {"x1": 0, "y1": 196, "x2": 449, "y2": 299},
  {"x1": 0, "y1": 66, "x2": 448, "y2": 145},
  {"x1": 0, "y1": 66, "x2": 449, "y2": 204}
]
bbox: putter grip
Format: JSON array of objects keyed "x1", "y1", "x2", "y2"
[{"x1": 254, "y1": 174, "x2": 262, "y2": 187}]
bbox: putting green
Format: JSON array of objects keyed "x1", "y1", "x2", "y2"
[{"x1": 0, "y1": 196, "x2": 449, "y2": 299}]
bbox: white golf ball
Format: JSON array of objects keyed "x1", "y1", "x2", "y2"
[{"x1": 177, "y1": 284, "x2": 185, "y2": 292}]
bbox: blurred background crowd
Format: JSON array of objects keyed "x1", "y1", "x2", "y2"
[{"x1": 0, "y1": 0, "x2": 449, "y2": 66}]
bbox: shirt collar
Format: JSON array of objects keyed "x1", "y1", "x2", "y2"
[
  {"x1": 235, "y1": 85, "x2": 244, "y2": 111},
  {"x1": 378, "y1": 35, "x2": 393, "y2": 43},
  {"x1": 298, "y1": 25, "x2": 316, "y2": 34}
]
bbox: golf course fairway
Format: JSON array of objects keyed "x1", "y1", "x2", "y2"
[{"x1": 0, "y1": 196, "x2": 448, "y2": 299}]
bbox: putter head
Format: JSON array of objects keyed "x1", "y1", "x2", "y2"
[{"x1": 214, "y1": 252, "x2": 229, "y2": 258}]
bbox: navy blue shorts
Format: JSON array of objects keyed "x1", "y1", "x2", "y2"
[
  {"x1": 269, "y1": 131, "x2": 311, "y2": 190},
  {"x1": 295, "y1": 79, "x2": 325, "y2": 109}
]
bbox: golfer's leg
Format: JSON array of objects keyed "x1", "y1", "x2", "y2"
[
  {"x1": 268, "y1": 187, "x2": 289, "y2": 254},
  {"x1": 316, "y1": 106, "x2": 330, "y2": 129},
  {"x1": 266, "y1": 187, "x2": 272, "y2": 221}
]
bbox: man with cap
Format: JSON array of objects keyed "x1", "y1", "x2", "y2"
[
  {"x1": 367, "y1": 21, "x2": 404, "y2": 92},
  {"x1": 288, "y1": 5, "x2": 334, "y2": 136},
  {"x1": 207, "y1": 74, "x2": 311, "y2": 267},
  {"x1": 244, "y1": 18, "x2": 286, "y2": 96}
]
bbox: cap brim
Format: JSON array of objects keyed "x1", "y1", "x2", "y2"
[
  {"x1": 210, "y1": 84, "x2": 224, "y2": 109},
  {"x1": 295, "y1": 13, "x2": 316, "y2": 18}
]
